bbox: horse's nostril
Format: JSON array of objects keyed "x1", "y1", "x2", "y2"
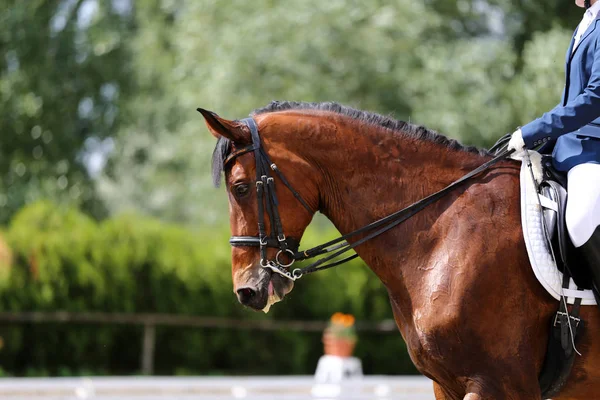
[
  {"x1": 236, "y1": 287, "x2": 257, "y2": 305},
  {"x1": 238, "y1": 287, "x2": 255, "y2": 298}
]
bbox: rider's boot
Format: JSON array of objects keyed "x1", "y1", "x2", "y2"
[{"x1": 578, "y1": 226, "x2": 600, "y2": 303}]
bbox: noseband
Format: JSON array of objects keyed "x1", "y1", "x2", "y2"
[{"x1": 225, "y1": 117, "x2": 513, "y2": 281}]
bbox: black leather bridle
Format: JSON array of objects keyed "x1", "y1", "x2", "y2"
[
  {"x1": 223, "y1": 117, "x2": 513, "y2": 281},
  {"x1": 225, "y1": 117, "x2": 315, "y2": 281}
]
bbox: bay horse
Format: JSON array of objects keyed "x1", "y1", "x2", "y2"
[{"x1": 200, "y1": 101, "x2": 600, "y2": 399}]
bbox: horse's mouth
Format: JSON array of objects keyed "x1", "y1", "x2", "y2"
[
  {"x1": 261, "y1": 273, "x2": 293, "y2": 313},
  {"x1": 235, "y1": 267, "x2": 294, "y2": 312}
]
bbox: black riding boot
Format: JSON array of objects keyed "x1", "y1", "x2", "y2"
[{"x1": 578, "y1": 226, "x2": 600, "y2": 303}]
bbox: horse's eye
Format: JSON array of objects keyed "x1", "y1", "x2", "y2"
[{"x1": 233, "y1": 184, "x2": 250, "y2": 198}]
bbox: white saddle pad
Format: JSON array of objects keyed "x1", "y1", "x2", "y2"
[{"x1": 520, "y1": 157, "x2": 596, "y2": 305}]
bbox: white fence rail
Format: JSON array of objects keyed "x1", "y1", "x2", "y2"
[{"x1": 0, "y1": 376, "x2": 435, "y2": 400}]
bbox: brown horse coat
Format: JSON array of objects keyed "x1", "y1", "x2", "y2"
[{"x1": 202, "y1": 102, "x2": 600, "y2": 399}]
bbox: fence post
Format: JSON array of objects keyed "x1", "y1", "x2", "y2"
[{"x1": 141, "y1": 322, "x2": 156, "y2": 375}]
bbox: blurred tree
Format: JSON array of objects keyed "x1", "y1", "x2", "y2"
[
  {"x1": 98, "y1": 0, "x2": 498, "y2": 224},
  {"x1": 510, "y1": 28, "x2": 572, "y2": 125},
  {"x1": 488, "y1": 0, "x2": 580, "y2": 58},
  {"x1": 1, "y1": 0, "x2": 580, "y2": 226},
  {"x1": 0, "y1": 0, "x2": 134, "y2": 223},
  {"x1": 409, "y1": 23, "x2": 574, "y2": 147}
]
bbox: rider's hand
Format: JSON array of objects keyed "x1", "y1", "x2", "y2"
[
  {"x1": 508, "y1": 129, "x2": 543, "y2": 183},
  {"x1": 507, "y1": 129, "x2": 525, "y2": 152}
]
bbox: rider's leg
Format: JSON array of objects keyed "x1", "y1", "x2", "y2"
[
  {"x1": 566, "y1": 162, "x2": 600, "y2": 291},
  {"x1": 566, "y1": 163, "x2": 600, "y2": 247}
]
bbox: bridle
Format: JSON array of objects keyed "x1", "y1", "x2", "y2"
[
  {"x1": 224, "y1": 117, "x2": 513, "y2": 282},
  {"x1": 225, "y1": 117, "x2": 315, "y2": 281}
]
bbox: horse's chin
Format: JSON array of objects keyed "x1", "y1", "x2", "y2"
[{"x1": 262, "y1": 275, "x2": 293, "y2": 313}]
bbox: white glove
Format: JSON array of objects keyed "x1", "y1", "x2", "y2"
[
  {"x1": 507, "y1": 129, "x2": 525, "y2": 152},
  {"x1": 508, "y1": 129, "x2": 543, "y2": 183}
]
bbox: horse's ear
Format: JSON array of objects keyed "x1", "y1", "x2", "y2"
[{"x1": 197, "y1": 108, "x2": 250, "y2": 144}]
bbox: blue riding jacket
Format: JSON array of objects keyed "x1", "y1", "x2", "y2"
[{"x1": 521, "y1": 18, "x2": 600, "y2": 171}]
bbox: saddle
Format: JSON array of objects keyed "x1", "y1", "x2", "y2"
[{"x1": 538, "y1": 155, "x2": 594, "y2": 291}]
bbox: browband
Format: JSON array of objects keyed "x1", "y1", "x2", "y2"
[{"x1": 223, "y1": 144, "x2": 257, "y2": 167}]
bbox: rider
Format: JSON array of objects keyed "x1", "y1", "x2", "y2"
[{"x1": 508, "y1": 0, "x2": 600, "y2": 294}]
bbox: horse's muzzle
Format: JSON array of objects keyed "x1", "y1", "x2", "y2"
[{"x1": 235, "y1": 286, "x2": 267, "y2": 310}]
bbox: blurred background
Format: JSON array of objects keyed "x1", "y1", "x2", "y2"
[{"x1": 0, "y1": 0, "x2": 580, "y2": 380}]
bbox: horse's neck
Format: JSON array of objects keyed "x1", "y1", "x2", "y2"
[
  {"x1": 316, "y1": 123, "x2": 485, "y2": 240},
  {"x1": 311, "y1": 119, "x2": 490, "y2": 288}
]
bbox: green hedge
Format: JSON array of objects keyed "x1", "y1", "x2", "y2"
[{"x1": 0, "y1": 201, "x2": 416, "y2": 376}]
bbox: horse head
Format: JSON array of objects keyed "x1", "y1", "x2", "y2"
[{"x1": 200, "y1": 108, "x2": 320, "y2": 312}]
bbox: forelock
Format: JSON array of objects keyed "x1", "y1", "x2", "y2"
[{"x1": 211, "y1": 136, "x2": 231, "y2": 187}]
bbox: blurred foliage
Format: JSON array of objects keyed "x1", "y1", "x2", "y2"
[
  {"x1": 487, "y1": 0, "x2": 581, "y2": 56},
  {"x1": 0, "y1": 201, "x2": 414, "y2": 376},
  {"x1": 0, "y1": 0, "x2": 582, "y2": 225},
  {"x1": 96, "y1": 0, "x2": 579, "y2": 224},
  {"x1": 0, "y1": 0, "x2": 136, "y2": 223}
]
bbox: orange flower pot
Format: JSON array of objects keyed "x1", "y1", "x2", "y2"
[{"x1": 322, "y1": 332, "x2": 357, "y2": 357}]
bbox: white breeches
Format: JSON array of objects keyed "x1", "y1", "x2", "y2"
[{"x1": 566, "y1": 163, "x2": 600, "y2": 247}]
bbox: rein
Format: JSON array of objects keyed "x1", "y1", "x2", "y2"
[{"x1": 227, "y1": 117, "x2": 513, "y2": 281}]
